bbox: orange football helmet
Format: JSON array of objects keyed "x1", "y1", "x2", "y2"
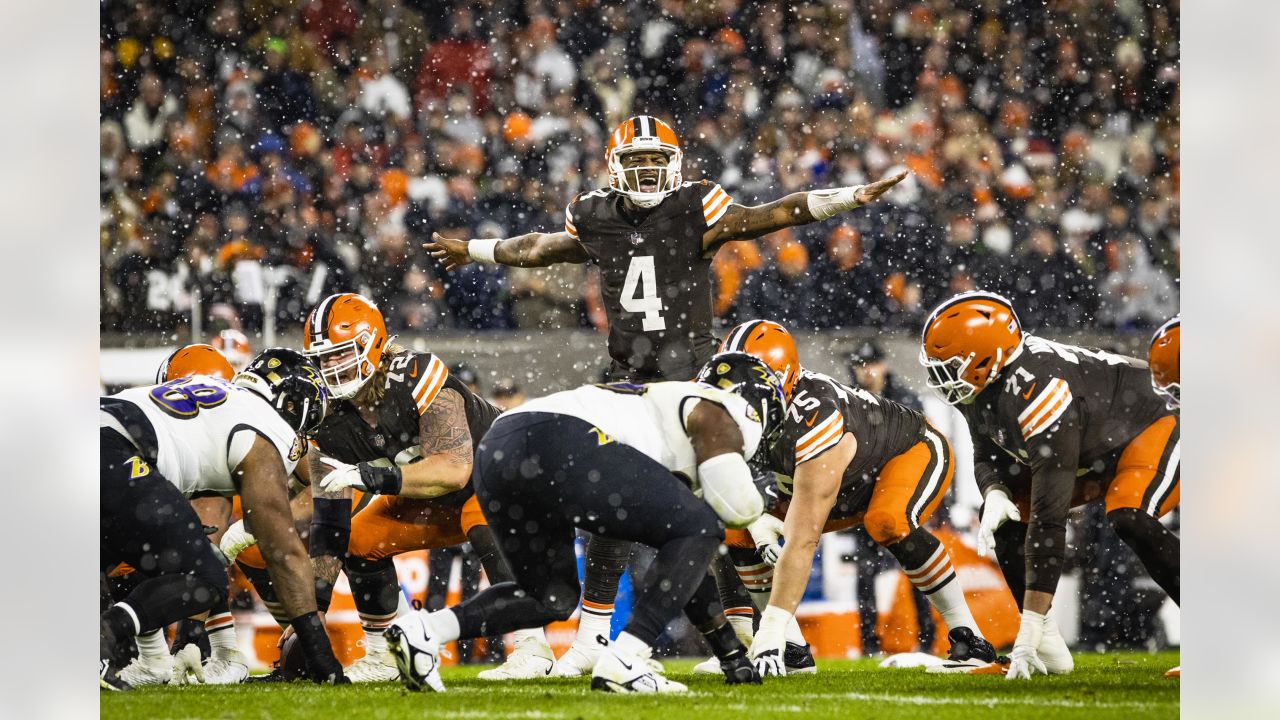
[
  {"x1": 919, "y1": 291, "x2": 1024, "y2": 405},
  {"x1": 1148, "y1": 315, "x2": 1179, "y2": 409},
  {"x1": 155, "y1": 343, "x2": 236, "y2": 383},
  {"x1": 719, "y1": 320, "x2": 802, "y2": 399},
  {"x1": 606, "y1": 115, "x2": 682, "y2": 208},
  {"x1": 211, "y1": 329, "x2": 252, "y2": 371},
  {"x1": 303, "y1": 293, "x2": 389, "y2": 399}
]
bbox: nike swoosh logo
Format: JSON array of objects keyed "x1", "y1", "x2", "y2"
[
  {"x1": 619, "y1": 658, "x2": 633, "y2": 670},
  {"x1": 804, "y1": 411, "x2": 820, "y2": 427},
  {"x1": 1022, "y1": 383, "x2": 1037, "y2": 400}
]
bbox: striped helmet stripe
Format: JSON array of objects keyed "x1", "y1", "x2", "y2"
[
  {"x1": 310, "y1": 294, "x2": 342, "y2": 341},
  {"x1": 922, "y1": 290, "x2": 1018, "y2": 341},
  {"x1": 722, "y1": 320, "x2": 764, "y2": 353}
]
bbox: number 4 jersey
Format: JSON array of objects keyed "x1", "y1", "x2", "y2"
[
  {"x1": 100, "y1": 376, "x2": 302, "y2": 497},
  {"x1": 566, "y1": 180, "x2": 734, "y2": 380}
]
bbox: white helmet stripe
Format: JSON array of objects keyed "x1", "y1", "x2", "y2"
[{"x1": 723, "y1": 320, "x2": 762, "y2": 353}]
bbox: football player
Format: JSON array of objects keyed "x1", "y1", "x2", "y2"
[
  {"x1": 1148, "y1": 315, "x2": 1180, "y2": 679},
  {"x1": 294, "y1": 293, "x2": 555, "y2": 682},
  {"x1": 100, "y1": 349, "x2": 344, "y2": 690},
  {"x1": 426, "y1": 114, "x2": 905, "y2": 674},
  {"x1": 920, "y1": 291, "x2": 1180, "y2": 680},
  {"x1": 718, "y1": 320, "x2": 997, "y2": 675},
  {"x1": 386, "y1": 353, "x2": 780, "y2": 693},
  {"x1": 111, "y1": 344, "x2": 251, "y2": 686}
]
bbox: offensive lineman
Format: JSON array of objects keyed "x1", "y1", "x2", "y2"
[
  {"x1": 100, "y1": 349, "x2": 345, "y2": 689},
  {"x1": 297, "y1": 292, "x2": 555, "y2": 681},
  {"x1": 718, "y1": 320, "x2": 997, "y2": 675},
  {"x1": 387, "y1": 353, "x2": 781, "y2": 693},
  {"x1": 920, "y1": 291, "x2": 1180, "y2": 679},
  {"x1": 427, "y1": 114, "x2": 906, "y2": 673}
]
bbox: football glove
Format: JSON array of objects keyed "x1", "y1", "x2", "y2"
[
  {"x1": 219, "y1": 519, "x2": 257, "y2": 564},
  {"x1": 318, "y1": 457, "x2": 403, "y2": 495},
  {"x1": 1006, "y1": 609, "x2": 1049, "y2": 680},
  {"x1": 749, "y1": 607, "x2": 789, "y2": 677},
  {"x1": 747, "y1": 514, "x2": 784, "y2": 566},
  {"x1": 977, "y1": 488, "x2": 1021, "y2": 557}
]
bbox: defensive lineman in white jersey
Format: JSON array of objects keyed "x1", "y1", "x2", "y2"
[
  {"x1": 387, "y1": 353, "x2": 788, "y2": 694},
  {"x1": 99, "y1": 349, "x2": 346, "y2": 689}
]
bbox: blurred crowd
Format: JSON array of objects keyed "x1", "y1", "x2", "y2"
[{"x1": 101, "y1": 0, "x2": 1180, "y2": 337}]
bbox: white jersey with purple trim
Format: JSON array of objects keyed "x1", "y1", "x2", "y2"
[
  {"x1": 504, "y1": 381, "x2": 762, "y2": 485},
  {"x1": 100, "y1": 375, "x2": 302, "y2": 497}
]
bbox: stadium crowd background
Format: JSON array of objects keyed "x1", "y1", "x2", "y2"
[{"x1": 100, "y1": 0, "x2": 1180, "y2": 338}]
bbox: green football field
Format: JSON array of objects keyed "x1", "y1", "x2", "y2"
[{"x1": 101, "y1": 651, "x2": 1179, "y2": 719}]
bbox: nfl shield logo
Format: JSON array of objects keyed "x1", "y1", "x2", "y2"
[{"x1": 629, "y1": 232, "x2": 644, "y2": 246}]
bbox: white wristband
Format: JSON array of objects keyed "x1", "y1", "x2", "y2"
[
  {"x1": 467, "y1": 238, "x2": 500, "y2": 263},
  {"x1": 806, "y1": 185, "x2": 864, "y2": 221}
]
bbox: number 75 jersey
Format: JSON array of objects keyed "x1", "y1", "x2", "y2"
[
  {"x1": 100, "y1": 376, "x2": 302, "y2": 498},
  {"x1": 566, "y1": 180, "x2": 733, "y2": 379}
]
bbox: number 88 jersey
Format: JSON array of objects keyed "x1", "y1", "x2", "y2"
[
  {"x1": 101, "y1": 376, "x2": 302, "y2": 498},
  {"x1": 567, "y1": 180, "x2": 734, "y2": 380}
]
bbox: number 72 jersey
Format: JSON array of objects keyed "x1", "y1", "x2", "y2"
[
  {"x1": 100, "y1": 376, "x2": 302, "y2": 498},
  {"x1": 566, "y1": 180, "x2": 733, "y2": 379}
]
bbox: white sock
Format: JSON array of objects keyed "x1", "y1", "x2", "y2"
[
  {"x1": 426, "y1": 609, "x2": 461, "y2": 643},
  {"x1": 136, "y1": 629, "x2": 168, "y2": 663},
  {"x1": 784, "y1": 616, "x2": 807, "y2": 646},
  {"x1": 512, "y1": 627, "x2": 546, "y2": 645},
  {"x1": 363, "y1": 629, "x2": 388, "y2": 655},
  {"x1": 206, "y1": 612, "x2": 237, "y2": 654},
  {"x1": 726, "y1": 613, "x2": 754, "y2": 644},
  {"x1": 928, "y1": 579, "x2": 979, "y2": 635},
  {"x1": 576, "y1": 604, "x2": 613, "y2": 645},
  {"x1": 611, "y1": 631, "x2": 651, "y2": 658}
]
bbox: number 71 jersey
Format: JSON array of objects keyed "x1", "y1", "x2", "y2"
[
  {"x1": 567, "y1": 180, "x2": 733, "y2": 379},
  {"x1": 101, "y1": 376, "x2": 302, "y2": 498}
]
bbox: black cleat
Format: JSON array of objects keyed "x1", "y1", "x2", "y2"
[
  {"x1": 100, "y1": 659, "x2": 131, "y2": 692},
  {"x1": 719, "y1": 651, "x2": 762, "y2": 685},
  {"x1": 784, "y1": 642, "x2": 817, "y2": 675},
  {"x1": 927, "y1": 627, "x2": 999, "y2": 673}
]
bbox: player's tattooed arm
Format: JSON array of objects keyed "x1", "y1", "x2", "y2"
[
  {"x1": 426, "y1": 230, "x2": 589, "y2": 270},
  {"x1": 398, "y1": 388, "x2": 475, "y2": 498},
  {"x1": 702, "y1": 171, "x2": 908, "y2": 248},
  {"x1": 307, "y1": 451, "x2": 351, "y2": 590}
]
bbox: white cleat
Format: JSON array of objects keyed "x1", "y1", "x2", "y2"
[
  {"x1": 1040, "y1": 618, "x2": 1075, "y2": 675},
  {"x1": 552, "y1": 634, "x2": 608, "y2": 677},
  {"x1": 119, "y1": 654, "x2": 174, "y2": 686},
  {"x1": 477, "y1": 635, "x2": 555, "y2": 680},
  {"x1": 343, "y1": 649, "x2": 402, "y2": 683},
  {"x1": 692, "y1": 656, "x2": 722, "y2": 675},
  {"x1": 591, "y1": 646, "x2": 686, "y2": 694},
  {"x1": 202, "y1": 649, "x2": 249, "y2": 685},
  {"x1": 385, "y1": 614, "x2": 446, "y2": 692}
]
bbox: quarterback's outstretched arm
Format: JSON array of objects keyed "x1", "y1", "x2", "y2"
[
  {"x1": 426, "y1": 230, "x2": 589, "y2": 270},
  {"x1": 703, "y1": 170, "x2": 908, "y2": 248}
]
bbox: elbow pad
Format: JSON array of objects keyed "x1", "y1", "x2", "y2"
[{"x1": 698, "y1": 453, "x2": 764, "y2": 529}]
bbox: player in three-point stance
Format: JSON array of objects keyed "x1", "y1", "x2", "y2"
[
  {"x1": 919, "y1": 291, "x2": 1180, "y2": 679},
  {"x1": 100, "y1": 349, "x2": 345, "y2": 690},
  {"x1": 386, "y1": 353, "x2": 785, "y2": 693},
  {"x1": 717, "y1": 320, "x2": 997, "y2": 675},
  {"x1": 427, "y1": 114, "x2": 907, "y2": 675}
]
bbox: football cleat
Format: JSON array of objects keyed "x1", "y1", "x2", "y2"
[
  {"x1": 476, "y1": 635, "x2": 555, "y2": 680},
  {"x1": 551, "y1": 633, "x2": 608, "y2": 677},
  {"x1": 100, "y1": 659, "x2": 131, "y2": 692},
  {"x1": 343, "y1": 649, "x2": 402, "y2": 683},
  {"x1": 784, "y1": 642, "x2": 818, "y2": 675},
  {"x1": 590, "y1": 646, "x2": 687, "y2": 694},
  {"x1": 202, "y1": 648, "x2": 249, "y2": 685},
  {"x1": 926, "y1": 627, "x2": 999, "y2": 674},
  {"x1": 1039, "y1": 617, "x2": 1075, "y2": 674},
  {"x1": 119, "y1": 653, "x2": 175, "y2": 686},
  {"x1": 386, "y1": 615, "x2": 445, "y2": 692},
  {"x1": 1164, "y1": 666, "x2": 1180, "y2": 678},
  {"x1": 692, "y1": 656, "x2": 721, "y2": 675}
]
